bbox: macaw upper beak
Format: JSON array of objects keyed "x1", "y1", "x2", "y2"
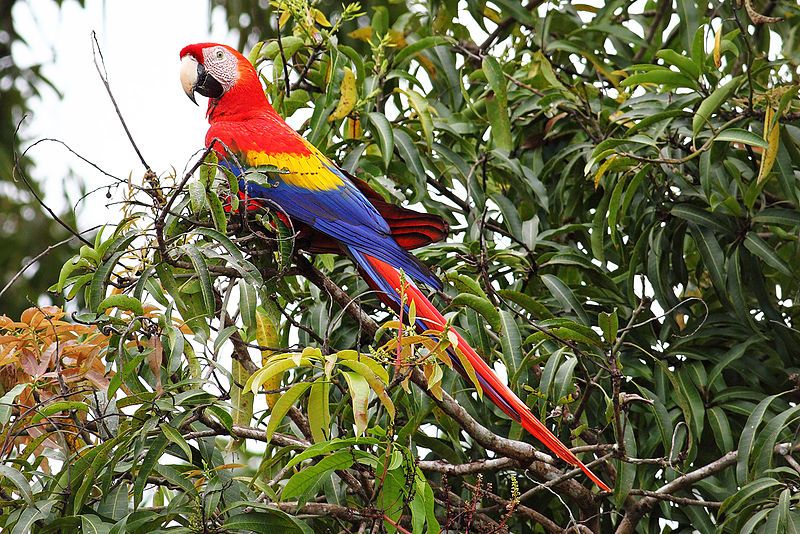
[{"x1": 180, "y1": 55, "x2": 224, "y2": 105}]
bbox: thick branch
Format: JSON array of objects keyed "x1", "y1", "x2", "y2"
[
  {"x1": 410, "y1": 368, "x2": 599, "y2": 512},
  {"x1": 193, "y1": 412, "x2": 310, "y2": 448},
  {"x1": 276, "y1": 501, "x2": 371, "y2": 522},
  {"x1": 295, "y1": 254, "x2": 379, "y2": 338},
  {"x1": 615, "y1": 442, "x2": 800, "y2": 534},
  {"x1": 418, "y1": 457, "x2": 516, "y2": 475}
]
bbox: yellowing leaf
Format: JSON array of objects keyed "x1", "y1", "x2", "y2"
[
  {"x1": 415, "y1": 54, "x2": 437, "y2": 79},
  {"x1": 342, "y1": 371, "x2": 370, "y2": 436},
  {"x1": 231, "y1": 359, "x2": 254, "y2": 430},
  {"x1": 713, "y1": 23, "x2": 723, "y2": 68},
  {"x1": 572, "y1": 3, "x2": 599, "y2": 13},
  {"x1": 758, "y1": 106, "x2": 780, "y2": 184},
  {"x1": 255, "y1": 305, "x2": 281, "y2": 409},
  {"x1": 328, "y1": 67, "x2": 357, "y2": 122},
  {"x1": 423, "y1": 362, "x2": 444, "y2": 401},
  {"x1": 148, "y1": 336, "x2": 163, "y2": 394},
  {"x1": 278, "y1": 10, "x2": 290, "y2": 28},
  {"x1": 483, "y1": 6, "x2": 502, "y2": 23},
  {"x1": 311, "y1": 8, "x2": 331, "y2": 27},
  {"x1": 387, "y1": 29, "x2": 407, "y2": 48},
  {"x1": 593, "y1": 155, "x2": 618, "y2": 189},
  {"x1": 348, "y1": 26, "x2": 373, "y2": 41},
  {"x1": 344, "y1": 117, "x2": 362, "y2": 139}
]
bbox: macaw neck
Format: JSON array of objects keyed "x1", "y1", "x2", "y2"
[
  {"x1": 206, "y1": 79, "x2": 277, "y2": 123},
  {"x1": 204, "y1": 80, "x2": 310, "y2": 155}
]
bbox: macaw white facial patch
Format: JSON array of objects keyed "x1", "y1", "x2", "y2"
[{"x1": 202, "y1": 46, "x2": 239, "y2": 93}]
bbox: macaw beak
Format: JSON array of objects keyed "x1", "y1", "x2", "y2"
[{"x1": 180, "y1": 55, "x2": 224, "y2": 105}]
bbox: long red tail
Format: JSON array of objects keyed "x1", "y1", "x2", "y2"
[{"x1": 355, "y1": 251, "x2": 610, "y2": 492}]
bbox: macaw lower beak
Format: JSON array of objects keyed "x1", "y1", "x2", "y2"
[{"x1": 180, "y1": 55, "x2": 224, "y2": 105}]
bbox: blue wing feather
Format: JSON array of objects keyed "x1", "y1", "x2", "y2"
[{"x1": 223, "y1": 159, "x2": 441, "y2": 289}]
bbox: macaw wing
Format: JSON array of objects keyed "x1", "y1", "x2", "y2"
[
  {"x1": 230, "y1": 175, "x2": 449, "y2": 254},
  {"x1": 235, "y1": 146, "x2": 441, "y2": 289}
]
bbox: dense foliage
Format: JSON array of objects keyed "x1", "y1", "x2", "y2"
[{"x1": 2, "y1": 0, "x2": 800, "y2": 532}]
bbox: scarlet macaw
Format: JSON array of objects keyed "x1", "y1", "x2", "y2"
[{"x1": 179, "y1": 42, "x2": 610, "y2": 492}]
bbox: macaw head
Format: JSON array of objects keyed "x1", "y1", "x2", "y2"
[{"x1": 179, "y1": 43, "x2": 265, "y2": 114}]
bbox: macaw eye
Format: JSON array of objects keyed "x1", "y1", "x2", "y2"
[{"x1": 215, "y1": 49, "x2": 224, "y2": 60}]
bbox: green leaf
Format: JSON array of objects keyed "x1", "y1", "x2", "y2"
[
  {"x1": 366, "y1": 112, "x2": 394, "y2": 169},
  {"x1": 107, "y1": 350, "x2": 149, "y2": 400},
  {"x1": 397, "y1": 88, "x2": 434, "y2": 148},
  {"x1": 266, "y1": 382, "x2": 313, "y2": 442},
  {"x1": 707, "y1": 339, "x2": 759, "y2": 388},
  {"x1": 743, "y1": 233, "x2": 792, "y2": 277},
  {"x1": 379, "y1": 468, "x2": 405, "y2": 533},
  {"x1": 485, "y1": 93, "x2": 512, "y2": 151},
  {"x1": 614, "y1": 418, "x2": 637, "y2": 506},
  {"x1": 96, "y1": 294, "x2": 144, "y2": 316},
  {"x1": 282, "y1": 450, "x2": 354, "y2": 502},
  {"x1": 670, "y1": 204, "x2": 731, "y2": 233},
  {"x1": 737, "y1": 394, "x2": 781, "y2": 484},
  {"x1": 207, "y1": 188, "x2": 228, "y2": 233},
  {"x1": 450, "y1": 293, "x2": 501, "y2": 331},
  {"x1": 223, "y1": 510, "x2": 310, "y2": 534},
  {"x1": 752, "y1": 404, "x2": 800, "y2": 474},
  {"x1": 133, "y1": 433, "x2": 168, "y2": 506},
  {"x1": 188, "y1": 180, "x2": 207, "y2": 213},
  {"x1": 598, "y1": 309, "x2": 618, "y2": 344},
  {"x1": 482, "y1": 56, "x2": 507, "y2": 104},
  {"x1": 720, "y1": 477, "x2": 784, "y2": 516},
  {"x1": 688, "y1": 224, "x2": 727, "y2": 298},
  {"x1": 540, "y1": 274, "x2": 589, "y2": 325},
  {"x1": 200, "y1": 150, "x2": 218, "y2": 187},
  {"x1": 655, "y1": 49, "x2": 700, "y2": 79},
  {"x1": 751, "y1": 208, "x2": 800, "y2": 226},
  {"x1": 160, "y1": 423, "x2": 192, "y2": 460},
  {"x1": 239, "y1": 280, "x2": 258, "y2": 335},
  {"x1": 0, "y1": 384, "x2": 27, "y2": 425},
  {"x1": 393, "y1": 128, "x2": 426, "y2": 198},
  {"x1": 30, "y1": 401, "x2": 89, "y2": 423},
  {"x1": 693, "y1": 75, "x2": 743, "y2": 136},
  {"x1": 10, "y1": 501, "x2": 56, "y2": 534},
  {"x1": 285, "y1": 437, "x2": 379, "y2": 470},
  {"x1": 307, "y1": 378, "x2": 331, "y2": 443},
  {"x1": 445, "y1": 272, "x2": 489, "y2": 300},
  {"x1": 81, "y1": 514, "x2": 112, "y2": 534},
  {"x1": 410, "y1": 471, "x2": 439, "y2": 534},
  {"x1": 392, "y1": 36, "x2": 450, "y2": 67},
  {"x1": 87, "y1": 251, "x2": 126, "y2": 311},
  {"x1": 499, "y1": 311, "x2": 522, "y2": 380},
  {"x1": 620, "y1": 69, "x2": 697, "y2": 89},
  {"x1": 97, "y1": 483, "x2": 130, "y2": 521},
  {"x1": 497, "y1": 289, "x2": 554, "y2": 319},
  {"x1": 708, "y1": 406, "x2": 734, "y2": 453},
  {"x1": 714, "y1": 128, "x2": 769, "y2": 149},
  {"x1": 0, "y1": 464, "x2": 34, "y2": 505},
  {"x1": 183, "y1": 245, "x2": 215, "y2": 316}
]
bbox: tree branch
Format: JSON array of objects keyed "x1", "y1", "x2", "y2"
[
  {"x1": 615, "y1": 442, "x2": 800, "y2": 534},
  {"x1": 410, "y1": 368, "x2": 600, "y2": 514}
]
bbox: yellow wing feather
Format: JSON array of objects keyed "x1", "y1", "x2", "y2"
[{"x1": 245, "y1": 141, "x2": 344, "y2": 191}]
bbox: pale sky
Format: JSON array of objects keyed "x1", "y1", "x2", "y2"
[{"x1": 14, "y1": 0, "x2": 237, "y2": 227}]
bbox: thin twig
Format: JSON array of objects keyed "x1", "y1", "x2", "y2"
[
  {"x1": 0, "y1": 235, "x2": 80, "y2": 300},
  {"x1": 91, "y1": 31, "x2": 150, "y2": 171},
  {"x1": 12, "y1": 120, "x2": 93, "y2": 247}
]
